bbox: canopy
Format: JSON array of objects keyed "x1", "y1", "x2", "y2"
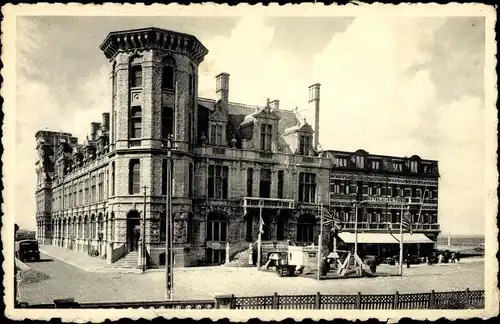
[{"x1": 337, "y1": 232, "x2": 435, "y2": 244}]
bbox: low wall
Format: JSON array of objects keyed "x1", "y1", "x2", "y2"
[{"x1": 111, "y1": 243, "x2": 126, "y2": 263}]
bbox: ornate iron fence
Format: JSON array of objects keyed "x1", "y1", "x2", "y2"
[{"x1": 17, "y1": 289, "x2": 483, "y2": 310}]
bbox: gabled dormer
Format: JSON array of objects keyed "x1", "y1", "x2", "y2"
[
  {"x1": 282, "y1": 119, "x2": 314, "y2": 156},
  {"x1": 252, "y1": 98, "x2": 280, "y2": 152},
  {"x1": 208, "y1": 101, "x2": 228, "y2": 147}
]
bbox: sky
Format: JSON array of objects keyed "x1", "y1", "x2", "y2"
[{"x1": 14, "y1": 15, "x2": 487, "y2": 235}]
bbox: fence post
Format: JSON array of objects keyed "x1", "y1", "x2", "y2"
[
  {"x1": 465, "y1": 288, "x2": 470, "y2": 306},
  {"x1": 214, "y1": 294, "x2": 234, "y2": 309},
  {"x1": 429, "y1": 290, "x2": 435, "y2": 309},
  {"x1": 272, "y1": 292, "x2": 279, "y2": 309},
  {"x1": 393, "y1": 291, "x2": 399, "y2": 309},
  {"x1": 355, "y1": 292, "x2": 362, "y2": 309},
  {"x1": 315, "y1": 292, "x2": 321, "y2": 309}
]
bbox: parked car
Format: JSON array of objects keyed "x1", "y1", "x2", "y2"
[{"x1": 15, "y1": 239, "x2": 40, "y2": 262}]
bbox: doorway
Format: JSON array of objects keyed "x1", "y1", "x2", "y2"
[
  {"x1": 246, "y1": 213, "x2": 253, "y2": 242},
  {"x1": 127, "y1": 210, "x2": 141, "y2": 252}
]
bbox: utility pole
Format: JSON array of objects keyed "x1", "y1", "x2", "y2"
[
  {"x1": 142, "y1": 185, "x2": 148, "y2": 273},
  {"x1": 398, "y1": 203, "x2": 404, "y2": 276},
  {"x1": 164, "y1": 135, "x2": 174, "y2": 300},
  {"x1": 257, "y1": 204, "x2": 263, "y2": 270},
  {"x1": 317, "y1": 204, "x2": 324, "y2": 280}
]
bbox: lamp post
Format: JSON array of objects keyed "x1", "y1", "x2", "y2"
[
  {"x1": 164, "y1": 135, "x2": 174, "y2": 300},
  {"x1": 142, "y1": 185, "x2": 148, "y2": 273}
]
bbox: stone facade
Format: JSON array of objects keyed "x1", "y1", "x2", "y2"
[{"x1": 35, "y1": 27, "x2": 440, "y2": 268}]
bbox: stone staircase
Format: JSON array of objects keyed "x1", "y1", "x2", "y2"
[
  {"x1": 107, "y1": 251, "x2": 139, "y2": 269},
  {"x1": 224, "y1": 247, "x2": 253, "y2": 267}
]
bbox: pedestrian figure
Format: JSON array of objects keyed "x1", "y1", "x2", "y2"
[
  {"x1": 451, "y1": 252, "x2": 456, "y2": 263},
  {"x1": 438, "y1": 253, "x2": 443, "y2": 264},
  {"x1": 406, "y1": 253, "x2": 411, "y2": 268},
  {"x1": 456, "y1": 252, "x2": 461, "y2": 263}
]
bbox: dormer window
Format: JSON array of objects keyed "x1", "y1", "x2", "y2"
[
  {"x1": 393, "y1": 161, "x2": 403, "y2": 172},
  {"x1": 336, "y1": 157, "x2": 348, "y2": 167},
  {"x1": 371, "y1": 160, "x2": 380, "y2": 170},
  {"x1": 210, "y1": 124, "x2": 224, "y2": 146},
  {"x1": 299, "y1": 135, "x2": 312, "y2": 155},
  {"x1": 260, "y1": 124, "x2": 272, "y2": 151},
  {"x1": 356, "y1": 156, "x2": 365, "y2": 168},
  {"x1": 410, "y1": 160, "x2": 419, "y2": 173}
]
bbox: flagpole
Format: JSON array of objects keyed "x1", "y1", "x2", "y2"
[
  {"x1": 398, "y1": 203, "x2": 404, "y2": 276},
  {"x1": 257, "y1": 205, "x2": 262, "y2": 271},
  {"x1": 354, "y1": 203, "x2": 358, "y2": 256},
  {"x1": 317, "y1": 204, "x2": 323, "y2": 280}
]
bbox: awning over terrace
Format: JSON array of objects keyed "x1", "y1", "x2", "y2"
[{"x1": 337, "y1": 232, "x2": 435, "y2": 244}]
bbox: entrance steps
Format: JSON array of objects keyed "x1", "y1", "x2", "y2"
[
  {"x1": 107, "y1": 251, "x2": 139, "y2": 269},
  {"x1": 224, "y1": 248, "x2": 253, "y2": 267}
]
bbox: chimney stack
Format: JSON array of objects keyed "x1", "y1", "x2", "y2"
[
  {"x1": 270, "y1": 99, "x2": 280, "y2": 111},
  {"x1": 102, "y1": 113, "x2": 110, "y2": 133},
  {"x1": 90, "y1": 122, "x2": 100, "y2": 142},
  {"x1": 308, "y1": 83, "x2": 321, "y2": 151},
  {"x1": 216, "y1": 73, "x2": 230, "y2": 111}
]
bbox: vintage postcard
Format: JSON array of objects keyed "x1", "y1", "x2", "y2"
[{"x1": 1, "y1": 3, "x2": 498, "y2": 322}]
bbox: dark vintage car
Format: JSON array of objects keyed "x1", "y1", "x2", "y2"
[{"x1": 15, "y1": 239, "x2": 40, "y2": 262}]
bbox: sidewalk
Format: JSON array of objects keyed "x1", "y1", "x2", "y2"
[{"x1": 39, "y1": 245, "x2": 141, "y2": 274}]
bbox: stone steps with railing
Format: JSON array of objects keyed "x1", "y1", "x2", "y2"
[{"x1": 107, "y1": 251, "x2": 139, "y2": 268}]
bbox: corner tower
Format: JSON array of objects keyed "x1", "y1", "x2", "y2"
[{"x1": 100, "y1": 27, "x2": 208, "y2": 151}]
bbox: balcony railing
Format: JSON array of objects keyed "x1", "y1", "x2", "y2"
[
  {"x1": 242, "y1": 197, "x2": 295, "y2": 210},
  {"x1": 340, "y1": 222, "x2": 440, "y2": 232},
  {"x1": 194, "y1": 146, "x2": 331, "y2": 168}
]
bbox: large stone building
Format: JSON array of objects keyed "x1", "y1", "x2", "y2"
[{"x1": 35, "y1": 27, "x2": 440, "y2": 268}]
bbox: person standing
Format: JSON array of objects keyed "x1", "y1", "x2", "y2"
[
  {"x1": 406, "y1": 252, "x2": 411, "y2": 268},
  {"x1": 456, "y1": 251, "x2": 461, "y2": 263}
]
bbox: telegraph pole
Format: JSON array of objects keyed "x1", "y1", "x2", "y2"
[
  {"x1": 142, "y1": 185, "x2": 148, "y2": 273},
  {"x1": 398, "y1": 203, "x2": 404, "y2": 276},
  {"x1": 164, "y1": 135, "x2": 174, "y2": 300},
  {"x1": 257, "y1": 204, "x2": 263, "y2": 270},
  {"x1": 317, "y1": 204, "x2": 324, "y2": 280}
]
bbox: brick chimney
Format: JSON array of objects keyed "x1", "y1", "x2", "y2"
[
  {"x1": 216, "y1": 73, "x2": 230, "y2": 113},
  {"x1": 90, "y1": 122, "x2": 100, "y2": 142},
  {"x1": 102, "y1": 113, "x2": 110, "y2": 133},
  {"x1": 270, "y1": 99, "x2": 280, "y2": 111},
  {"x1": 308, "y1": 83, "x2": 321, "y2": 151}
]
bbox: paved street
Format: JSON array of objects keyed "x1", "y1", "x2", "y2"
[{"x1": 18, "y1": 252, "x2": 484, "y2": 305}]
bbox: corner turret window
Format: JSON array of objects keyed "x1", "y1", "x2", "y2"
[
  {"x1": 130, "y1": 65, "x2": 142, "y2": 88},
  {"x1": 210, "y1": 124, "x2": 223, "y2": 146},
  {"x1": 162, "y1": 107, "x2": 174, "y2": 139},
  {"x1": 162, "y1": 56, "x2": 176, "y2": 90},
  {"x1": 130, "y1": 106, "x2": 142, "y2": 139},
  {"x1": 129, "y1": 159, "x2": 141, "y2": 194}
]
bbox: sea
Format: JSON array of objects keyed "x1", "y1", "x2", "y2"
[{"x1": 437, "y1": 235, "x2": 484, "y2": 246}]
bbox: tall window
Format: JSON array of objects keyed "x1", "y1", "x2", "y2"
[
  {"x1": 189, "y1": 163, "x2": 194, "y2": 197},
  {"x1": 111, "y1": 162, "x2": 115, "y2": 196},
  {"x1": 210, "y1": 124, "x2": 223, "y2": 146},
  {"x1": 259, "y1": 169, "x2": 271, "y2": 198},
  {"x1": 298, "y1": 173, "x2": 316, "y2": 203},
  {"x1": 297, "y1": 214, "x2": 315, "y2": 243},
  {"x1": 91, "y1": 176, "x2": 96, "y2": 203},
  {"x1": 188, "y1": 74, "x2": 194, "y2": 97},
  {"x1": 371, "y1": 160, "x2": 380, "y2": 170},
  {"x1": 247, "y1": 168, "x2": 253, "y2": 197},
  {"x1": 206, "y1": 212, "x2": 227, "y2": 241},
  {"x1": 162, "y1": 56, "x2": 175, "y2": 90},
  {"x1": 162, "y1": 107, "x2": 174, "y2": 139},
  {"x1": 130, "y1": 106, "x2": 142, "y2": 139},
  {"x1": 299, "y1": 135, "x2": 311, "y2": 155},
  {"x1": 98, "y1": 173, "x2": 104, "y2": 201},
  {"x1": 393, "y1": 162, "x2": 403, "y2": 172},
  {"x1": 106, "y1": 170, "x2": 109, "y2": 199},
  {"x1": 356, "y1": 156, "x2": 365, "y2": 168},
  {"x1": 129, "y1": 159, "x2": 141, "y2": 194},
  {"x1": 208, "y1": 165, "x2": 228, "y2": 199},
  {"x1": 85, "y1": 179, "x2": 90, "y2": 204},
  {"x1": 260, "y1": 124, "x2": 272, "y2": 151},
  {"x1": 130, "y1": 65, "x2": 142, "y2": 88},
  {"x1": 278, "y1": 170, "x2": 284, "y2": 199},
  {"x1": 162, "y1": 159, "x2": 168, "y2": 196},
  {"x1": 188, "y1": 112, "x2": 192, "y2": 148},
  {"x1": 410, "y1": 160, "x2": 419, "y2": 173}
]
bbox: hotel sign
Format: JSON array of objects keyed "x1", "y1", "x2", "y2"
[{"x1": 366, "y1": 197, "x2": 407, "y2": 204}]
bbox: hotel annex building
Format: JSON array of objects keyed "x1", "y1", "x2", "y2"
[{"x1": 35, "y1": 27, "x2": 440, "y2": 268}]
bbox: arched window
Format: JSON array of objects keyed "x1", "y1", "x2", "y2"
[
  {"x1": 91, "y1": 214, "x2": 96, "y2": 239},
  {"x1": 159, "y1": 211, "x2": 166, "y2": 242},
  {"x1": 162, "y1": 56, "x2": 175, "y2": 90},
  {"x1": 129, "y1": 159, "x2": 141, "y2": 194},
  {"x1": 84, "y1": 215, "x2": 89, "y2": 239},
  {"x1": 130, "y1": 63, "x2": 142, "y2": 88},
  {"x1": 296, "y1": 214, "x2": 315, "y2": 243},
  {"x1": 130, "y1": 106, "x2": 142, "y2": 139},
  {"x1": 110, "y1": 213, "x2": 115, "y2": 241},
  {"x1": 188, "y1": 64, "x2": 196, "y2": 97},
  {"x1": 206, "y1": 212, "x2": 227, "y2": 241}
]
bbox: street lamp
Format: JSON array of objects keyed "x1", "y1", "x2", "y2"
[{"x1": 163, "y1": 135, "x2": 174, "y2": 300}]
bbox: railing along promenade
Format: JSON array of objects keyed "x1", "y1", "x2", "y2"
[{"x1": 17, "y1": 288, "x2": 484, "y2": 310}]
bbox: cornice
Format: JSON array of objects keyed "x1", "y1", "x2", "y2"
[{"x1": 100, "y1": 27, "x2": 209, "y2": 64}]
